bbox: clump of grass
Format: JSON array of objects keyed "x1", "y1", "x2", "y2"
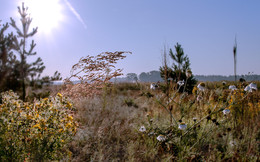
[
  {"x1": 114, "y1": 82, "x2": 141, "y2": 91},
  {"x1": 123, "y1": 98, "x2": 138, "y2": 108},
  {"x1": 140, "y1": 91, "x2": 154, "y2": 98},
  {"x1": 69, "y1": 94, "x2": 144, "y2": 161}
]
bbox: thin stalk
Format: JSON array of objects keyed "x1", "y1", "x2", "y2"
[
  {"x1": 182, "y1": 76, "x2": 189, "y2": 93},
  {"x1": 181, "y1": 103, "x2": 220, "y2": 138},
  {"x1": 233, "y1": 37, "x2": 237, "y2": 82},
  {"x1": 156, "y1": 99, "x2": 178, "y2": 126}
]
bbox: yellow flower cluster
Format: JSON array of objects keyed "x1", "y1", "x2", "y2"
[
  {"x1": 227, "y1": 89, "x2": 259, "y2": 122},
  {"x1": 0, "y1": 90, "x2": 78, "y2": 160}
]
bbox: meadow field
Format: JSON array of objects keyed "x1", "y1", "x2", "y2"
[
  {"x1": 2, "y1": 80, "x2": 259, "y2": 161},
  {"x1": 65, "y1": 81, "x2": 260, "y2": 161},
  {"x1": 1, "y1": 1, "x2": 260, "y2": 161}
]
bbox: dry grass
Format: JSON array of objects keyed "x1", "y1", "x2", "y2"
[
  {"x1": 69, "y1": 91, "x2": 142, "y2": 161},
  {"x1": 54, "y1": 82, "x2": 260, "y2": 161}
]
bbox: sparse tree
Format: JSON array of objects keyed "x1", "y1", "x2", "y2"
[
  {"x1": 51, "y1": 71, "x2": 62, "y2": 81},
  {"x1": 10, "y1": 3, "x2": 45, "y2": 100},
  {"x1": 160, "y1": 43, "x2": 197, "y2": 93},
  {"x1": 169, "y1": 43, "x2": 190, "y2": 80},
  {"x1": 0, "y1": 21, "x2": 19, "y2": 92},
  {"x1": 40, "y1": 71, "x2": 63, "y2": 86}
]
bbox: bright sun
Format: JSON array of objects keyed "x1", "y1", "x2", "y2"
[{"x1": 20, "y1": 0, "x2": 65, "y2": 35}]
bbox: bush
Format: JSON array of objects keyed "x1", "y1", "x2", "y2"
[{"x1": 0, "y1": 91, "x2": 78, "y2": 161}]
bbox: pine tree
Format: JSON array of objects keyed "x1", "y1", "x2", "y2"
[
  {"x1": 160, "y1": 43, "x2": 197, "y2": 93},
  {"x1": 0, "y1": 21, "x2": 18, "y2": 91},
  {"x1": 10, "y1": 3, "x2": 45, "y2": 100}
]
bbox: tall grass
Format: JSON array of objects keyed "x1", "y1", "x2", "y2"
[
  {"x1": 66, "y1": 81, "x2": 259, "y2": 161},
  {"x1": 1, "y1": 81, "x2": 259, "y2": 161}
]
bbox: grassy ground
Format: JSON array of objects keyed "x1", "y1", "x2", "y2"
[{"x1": 59, "y1": 81, "x2": 260, "y2": 161}]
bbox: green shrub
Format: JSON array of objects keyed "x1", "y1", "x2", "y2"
[{"x1": 0, "y1": 91, "x2": 78, "y2": 161}]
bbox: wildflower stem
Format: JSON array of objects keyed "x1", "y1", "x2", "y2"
[
  {"x1": 156, "y1": 99, "x2": 178, "y2": 127},
  {"x1": 182, "y1": 77, "x2": 188, "y2": 93},
  {"x1": 181, "y1": 103, "x2": 220, "y2": 138}
]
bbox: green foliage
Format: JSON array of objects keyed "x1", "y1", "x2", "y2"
[
  {"x1": 160, "y1": 43, "x2": 197, "y2": 93},
  {"x1": 1, "y1": 3, "x2": 62, "y2": 101},
  {"x1": 38, "y1": 71, "x2": 63, "y2": 87},
  {"x1": 10, "y1": 3, "x2": 45, "y2": 100},
  {"x1": 0, "y1": 91, "x2": 77, "y2": 161},
  {"x1": 0, "y1": 21, "x2": 19, "y2": 92},
  {"x1": 169, "y1": 43, "x2": 190, "y2": 73}
]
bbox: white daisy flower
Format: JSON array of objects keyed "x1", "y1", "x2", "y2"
[
  {"x1": 197, "y1": 83, "x2": 206, "y2": 91},
  {"x1": 178, "y1": 123, "x2": 187, "y2": 130},
  {"x1": 150, "y1": 83, "x2": 159, "y2": 90},
  {"x1": 245, "y1": 83, "x2": 257, "y2": 92},
  {"x1": 223, "y1": 109, "x2": 231, "y2": 115},
  {"x1": 244, "y1": 85, "x2": 251, "y2": 92},
  {"x1": 249, "y1": 83, "x2": 257, "y2": 90},
  {"x1": 177, "y1": 80, "x2": 185, "y2": 86},
  {"x1": 229, "y1": 85, "x2": 237, "y2": 91},
  {"x1": 139, "y1": 126, "x2": 146, "y2": 132},
  {"x1": 156, "y1": 135, "x2": 166, "y2": 142}
]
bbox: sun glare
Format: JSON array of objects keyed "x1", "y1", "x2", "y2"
[{"x1": 20, "y1": 0, "x2": 65, "y2": 35}]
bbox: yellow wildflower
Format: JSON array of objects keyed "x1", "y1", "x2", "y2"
[
  {"x1": 67, "y1": 115, "x2": 73, "y2": 121},
  {"x1": 57, "y1": 93, "x2": 63, "y2": 98},
  {"x1": 67, "y1": 102, "x2": 72, "y2": 109},
  {"x1": 192, "y1": 87, "x2": 198, "y2": 94},
  {"x1": 33, "y1": 124, "x2": 41, "y2": 129},
  {"x1": 27, "y1": 114, "x2": 32, "y2": 120},
  {"x1": 65, "y1": 122, "x2": 72, "y2": 128}
]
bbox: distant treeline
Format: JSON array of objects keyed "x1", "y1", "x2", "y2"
[
  {"x1": 62, "y1": 71, "x2": 260, "y2": 85},
  {"x1": 113, "y1": 71, "x2": 260, "y2": 82},
  {"x1": 194, "y1": 74, "x2": 260, "y2": 82}
]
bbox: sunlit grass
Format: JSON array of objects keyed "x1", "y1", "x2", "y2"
[
  {"x1": 1, "y1": 81, "x2": 259, "y2": 161},
  {"x1": 64, "y1": 81, "x2": 259, "y2": 161}
]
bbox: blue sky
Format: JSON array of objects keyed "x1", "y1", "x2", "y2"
[{"x1": 1, "y1": 0, "x2": 260, "y2": 78}]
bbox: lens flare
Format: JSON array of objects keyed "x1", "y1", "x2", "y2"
[{"x1": 21, "y1": 0, "x2": 65, "y2": 35}]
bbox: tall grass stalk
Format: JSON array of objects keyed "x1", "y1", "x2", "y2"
[{"x1": 233, "y1": 37, "x2": 237, "y2": 82}]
